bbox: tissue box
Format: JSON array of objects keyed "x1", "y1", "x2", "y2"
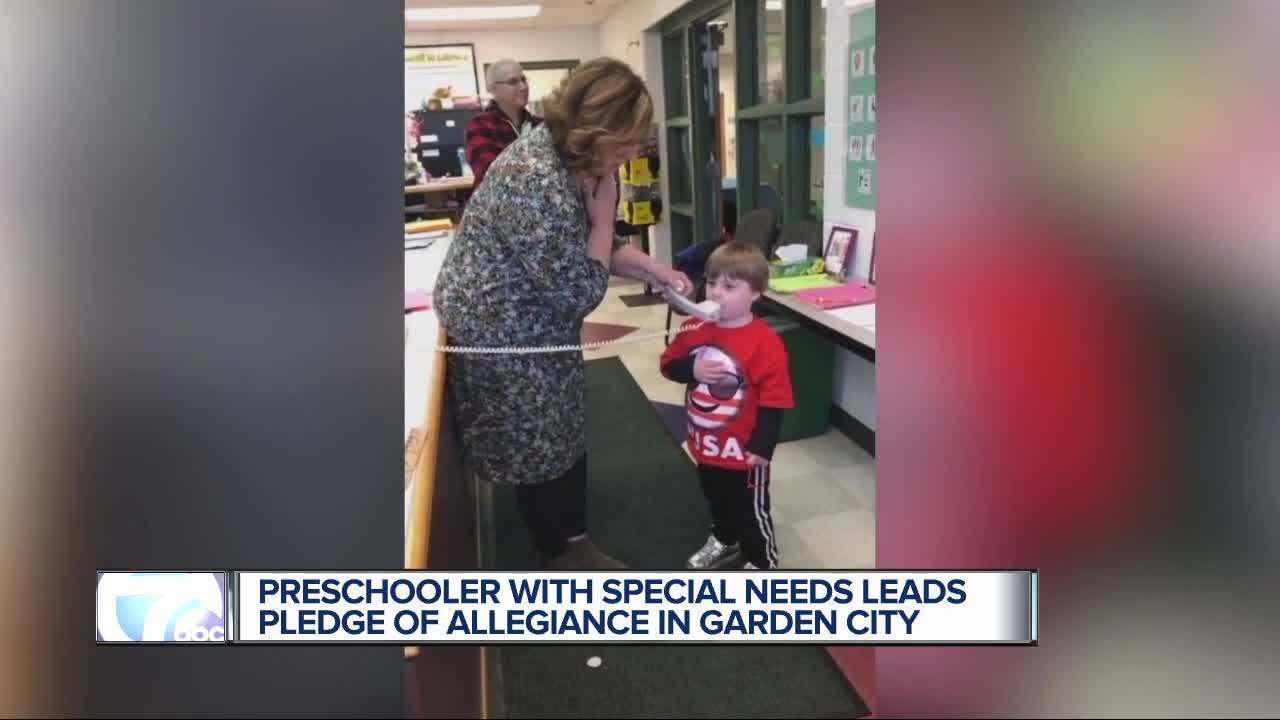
[{"x1": 770, "y1": 257, "x2": 827, "y2": 278}]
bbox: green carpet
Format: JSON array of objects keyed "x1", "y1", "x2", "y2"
[{"x1": 480, "y1": 357, "x2": 869, "y2": 719}]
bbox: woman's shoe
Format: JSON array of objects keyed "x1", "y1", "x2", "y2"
[{"x1": 544, "y1": 536, "x2": 628, "y2": 570}]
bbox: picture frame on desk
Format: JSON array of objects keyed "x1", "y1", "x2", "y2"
[
  {"x1": 868, "y1": 231, "x2": 877, "y2": 285},
  {"x1": 824, "y1": 225, "x2": 858, "y2": 279}
]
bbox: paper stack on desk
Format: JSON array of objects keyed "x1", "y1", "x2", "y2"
[
  {"x1": 793, "y1": 281, "x2": 877, "y2": 310},
  {"x1": 405, "y1": 289, "x2": 431, "y2": 312},
  {"x1": 405, "y1": 231, "x2": 446, "y2": 250}
]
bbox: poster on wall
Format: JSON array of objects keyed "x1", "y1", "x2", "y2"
[
  {"x1": 845, "y1": 5, "x2": 876, "y2": 210},
  {"x1": 405, "y1": 44, "x2": 480, "y2": 115}
]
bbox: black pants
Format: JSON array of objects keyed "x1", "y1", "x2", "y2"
[
  {"x1": 515, "y1": 454, "x2": 588, "y2": 558},
  {"x1": 698, "y1": 463, "x2": 779, "y2": 569}
]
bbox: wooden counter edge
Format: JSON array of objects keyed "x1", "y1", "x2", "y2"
[
  {"x1": 404, "y1": 321, "x2": 448, "y2": 660},
  {"x1": 405, "y1": 178, "x2": 474, "y2": 194}
]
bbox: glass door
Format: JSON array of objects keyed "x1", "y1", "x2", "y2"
[
  {"x1": 699, "y1": 8, "x2": 735, "y2": 243},
  {"x1": 661, "y1": 3, "x2": 734, "y2": 257},
  {"x1": 686, "y1": 5, "x2": 737, "y2": 248}
]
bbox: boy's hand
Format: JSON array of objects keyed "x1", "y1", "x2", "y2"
[
  {"x1": 693, "y1": 355, "x2": 733, "y2": 385},
  {"x1": 745, "y1": 452, "x2": 769, "y2": 467}
]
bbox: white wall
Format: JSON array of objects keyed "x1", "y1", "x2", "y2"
[
  {"x1": 824, "y1": 0, "x2": 877, "y2": 431},
  {"x1": 599, "y1": 0, "x2": 687, "y2": 77},
  {"x1": 406, "y1": 27, "x2": 600, "y2": 101}
]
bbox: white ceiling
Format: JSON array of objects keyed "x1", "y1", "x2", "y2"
[{"x1": 405, "y1": 0, "x2": 629, "y2": 30}]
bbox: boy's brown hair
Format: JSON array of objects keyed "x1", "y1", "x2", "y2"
[{"x1": 706, "y1": 241, "x2": 770, "y2": 293}]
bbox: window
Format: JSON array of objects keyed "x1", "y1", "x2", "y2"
[
  {"x1": 663, "y1": 33, "x2": 688, "y2": 119},
  {"x1": 757, "y1": 117, "x2": 783, "y2": 210},
  {"x1": 667, "y1": 126, "x2": 693, "y2": 205},
  {"x1": 659, "y1": 0, "x2": 833, "y2": 248},
  {"x1": 807, "y1": 114, "x2": 825, "y2": 221},
  {"x1": 810, "y1": 0, "x2": 825, "y2": 99},
  {"x1": 740, "y1": 0, "x2": 825, "y2": 224},
  {"x1": 712, "y1": 9, "x2": 736, "y2": 182},
  {"x1": 757, "y1": 0, "x2": 785, "y2": 105}
]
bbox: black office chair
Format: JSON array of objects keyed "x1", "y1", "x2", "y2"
[
  {"x1": 664, "y1": 208, "x2": 780, "y2": 344},
  {"x1": 735, "y1": 207, "x2": 780, "y2": 257},
  {"x1": 774, "y1": 220, "x2": 824, "y2": 259}
]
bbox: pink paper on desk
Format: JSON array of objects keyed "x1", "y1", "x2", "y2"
[
  {"x1": 793, "y1": 281, "x2": 876, "y2": 310},
  {"x1": 405, "y1": 289, "x2": 432, "y2": 312}
]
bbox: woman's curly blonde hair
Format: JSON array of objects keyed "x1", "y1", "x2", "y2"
[{"x1": 542, "y1": 57, "x2": 654, "y2": 174}]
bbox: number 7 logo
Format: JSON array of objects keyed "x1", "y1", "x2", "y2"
[{"x1": 96, "y1": 572, "x2": 224, "y2": 642}]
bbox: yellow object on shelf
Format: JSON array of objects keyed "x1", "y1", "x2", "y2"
[
  {"x1": 620, "y1": 157, "x2": 655, "y2": 186},
  {"x1": 621, "y1": 200, "x2": 656, "y2": 226},
  {"x1": 405, "y1": 218, "x2": 452, "y2": 234}
]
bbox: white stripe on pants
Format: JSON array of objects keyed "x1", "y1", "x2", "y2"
[{"x1": 750, "y1": 464, "x2": 778, "y2": 568}]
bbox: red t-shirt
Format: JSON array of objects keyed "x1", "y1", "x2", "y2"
[{"x1": 659, "y1": 317, "x2": 795, "y2": 470}]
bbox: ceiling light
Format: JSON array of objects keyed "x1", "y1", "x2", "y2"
[{"x1": 405, "y1": 5, "x2": 542, "y2": 22}]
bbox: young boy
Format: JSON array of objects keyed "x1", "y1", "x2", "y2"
[{"x1": 659, "y1": 241, "x2": 795, "y2": 570}]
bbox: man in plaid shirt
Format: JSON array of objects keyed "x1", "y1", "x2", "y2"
[{"x1": 464, "y1": 59, "x2": 543, "y2": 189}]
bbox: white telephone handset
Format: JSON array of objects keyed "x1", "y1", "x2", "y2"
[{"x1": 663, "y1": 284, "x2": 722, "y2": 323}]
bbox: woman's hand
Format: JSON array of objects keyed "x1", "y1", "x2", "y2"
[{"x1": 649, "y1": 263, "x2": 694, "y2": 298}]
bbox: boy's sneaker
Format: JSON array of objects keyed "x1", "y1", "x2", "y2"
[{"x1": 686, "y1": 535, "x2": 740, "y2": 569}]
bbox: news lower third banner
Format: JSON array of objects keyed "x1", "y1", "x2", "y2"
[{"x1": 96, "y1": 570, "x2": 1037, "y2": 645}]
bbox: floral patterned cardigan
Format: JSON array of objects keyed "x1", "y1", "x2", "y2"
[{"x1": 433, "y1": 124, "x2": 626, "y2": 487}]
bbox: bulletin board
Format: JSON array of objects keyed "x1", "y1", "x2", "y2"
[
  {"x1": 845, "y1": 4, "x2": 876, "y2": 209},
  {"x1": 405, "y1": 44, "x2": 480, "y2": 114}
]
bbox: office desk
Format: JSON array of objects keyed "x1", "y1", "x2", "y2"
[
  {"x1": 405, "y1": 177, "x2": 474, "y2": 195},
  {"x1": 406, "y1": 178, "x2": 474, "y2": 224},
  {"x1": 759, "y1": 290, "x2": 876, "y2": 363}
]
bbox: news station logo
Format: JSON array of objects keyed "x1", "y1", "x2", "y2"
[{"x1": 96, "y1": 571, "x2": 227, "y2": 644}]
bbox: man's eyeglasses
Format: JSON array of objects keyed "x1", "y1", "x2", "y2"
[{"x1": 494, "y1": 75, "x2": 528, "y2": 87}]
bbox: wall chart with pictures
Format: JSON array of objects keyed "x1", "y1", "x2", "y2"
[
  {"x1": 405, "y1": 44, "x2": 480, "y2": 114},
  {"x1": 845, "y1": 4, "x2": 876, "y2": 210}
]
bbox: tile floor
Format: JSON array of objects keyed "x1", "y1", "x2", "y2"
[{"x1": 584, "y1": 277, "x2": 876, "y2": 570}]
